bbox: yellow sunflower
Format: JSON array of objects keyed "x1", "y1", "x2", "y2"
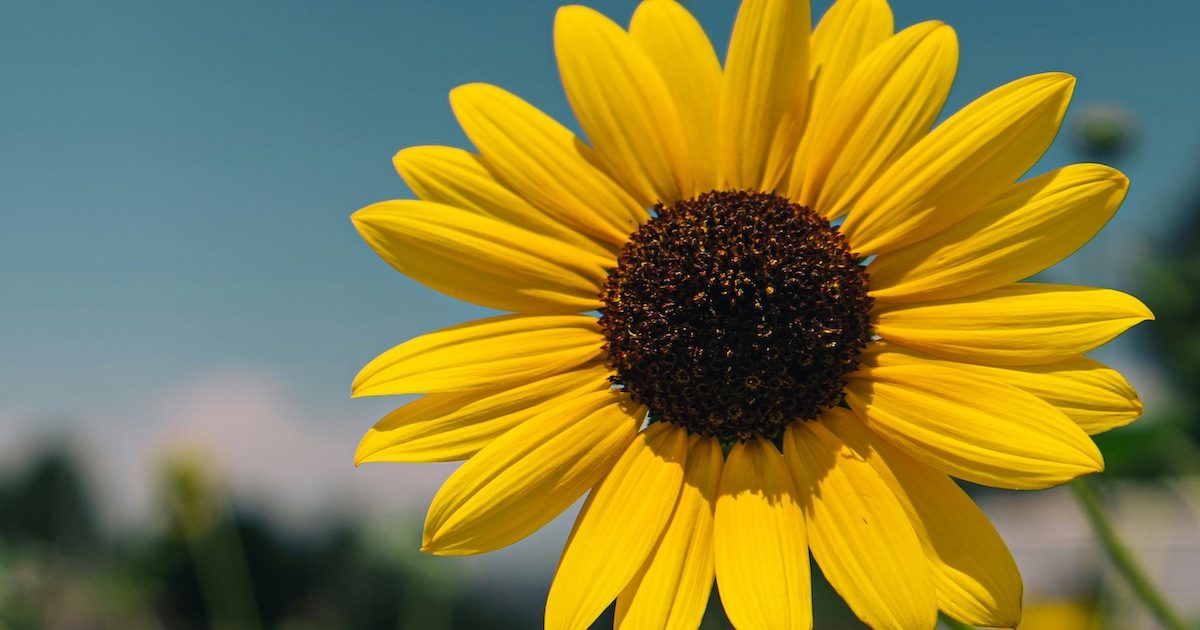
[{"x1": 350, "y1": 0, "x2": 1151, "y2": 628}]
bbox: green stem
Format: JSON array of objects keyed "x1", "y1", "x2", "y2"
[
  {"x1": 186, "y1": 517, "x2": 262, "y2": 630},
  {"x1": 1070, "y1": 477, "x2": 1188, "y2": 630}
]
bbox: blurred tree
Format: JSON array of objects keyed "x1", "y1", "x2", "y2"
[
  {"x1": 0, "y1": 443, "x2": 101, "y2": 555},
  {"x1": 1142, "y1": 198, "x2": 1200, "y2": 429}
]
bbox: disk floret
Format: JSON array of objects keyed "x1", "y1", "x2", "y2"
[{"x1": 599, "y1": 191, "x2": 873, "y2": 442}]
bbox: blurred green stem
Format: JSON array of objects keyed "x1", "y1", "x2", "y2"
[
  {"x1": 1070, "y1": 476, "x2": 1188, "y2": 630},
  {"x1": 163, "y1": 457, "x2": 261, "y2": 630},
  {"x1": 186, "y1": 519, "x2": 262, "y2": 630}
]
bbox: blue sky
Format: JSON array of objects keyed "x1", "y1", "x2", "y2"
[{"x1": 0, "y1": 1, "x2": 1192, "y2": 519}]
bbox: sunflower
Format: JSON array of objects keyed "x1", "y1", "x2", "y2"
[{"x1": 349, "y1": 0, "x2": 1151, "y2": 628}]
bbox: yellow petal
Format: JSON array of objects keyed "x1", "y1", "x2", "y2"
[
  {"x1": 845, "y1": 363, "x2": 1104, "y2": 489},
  {"x1": 822, "y1": 408, "x2": 1023, "y2": 628},
  {"x1": 806, "y1": 0, "x2": 894, "y2": 127},
  {"x1": 785, "y1": 420, "x2": 937, "y2": 630},
  {"x1": 842, "y1": 73, "x2": 1075, "y2": 254},
  {"x1": 799, "y1": 22, "x2": 957, "y2": 218},
  {"x1": 860, "y1": 343, "x2": 1143, "y2": 435},
  {"x1": 718, "y1": 0, "x2": 811, "y2": 192},
  {"x1": 784, "y1": 0, "x2": 893, "y2": 201},
  {"x1": 391, "y1": 145, "x2": 616, "y2": 258},
  {"x1": 616, "y1": 435, "x2": 723, "y2": 630},
  {"x1": 353, "y1": 200, "x2": 610, "y2": 315},
  {"x1": 869, "y1": 164, "x2": 1129, "y2": 302},
  {"x1": 352, "y1": 314, "x2": 604, "y2": 397},
  {"x1": 355, "y1": 360, "x2": 613, "y2": 464},
  {"x1": 629, "y1": 0, "x2": 722, "y2": 195},
  {"x1": 450, "y1": 83, "x2": 645, "y2": 246},
  {"x1": 714, "y1": 439, "x2": 812, "y2": 630},
  {"x1": 546, "y1": 422, "x2": 689, "y2": 630},
  {"x1": 555, "y1": 5, "x2": 690, "y2": 207},
  {"x1": 873, "y1": 283, "x2": 1154, "y2": 366},
  {"x1": 423, "y1": 390, "x2": 643, "y2": 555}
]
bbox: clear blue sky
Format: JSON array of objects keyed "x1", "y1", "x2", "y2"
[{"x1": 0, "y1": 1, "x2": 1191, "y2": 469}]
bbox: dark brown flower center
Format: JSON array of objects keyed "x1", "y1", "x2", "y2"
[{"x1": 598, "y1": 191, "x2": 873, "y2": 443}]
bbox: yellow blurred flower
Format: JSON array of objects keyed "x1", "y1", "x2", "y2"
[{"x1": 1018, "y1": 601, "x2": 1098, "y2": 630}]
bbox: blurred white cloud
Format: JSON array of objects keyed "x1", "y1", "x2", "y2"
[{"x1": 1, "y1": 366, "x2": 457, "y2": 533}]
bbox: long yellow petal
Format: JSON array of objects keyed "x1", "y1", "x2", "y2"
[
  {"x1": 718, "y1": 0, "x2": 811, "y2": 192},
  {"x1": 616, "y1": 435, "x2": 723, "y2": 630},
  {"x1": 873, "y1": 283, "x2": 1154, "y2": 366},
  {"x1": 784, "y1": 0, "x2": 893, "y2": 201},
  {"x1": 799, "y1": 22, "x2": 957, "y2": 218},
  {"x1": 423, "y1": 390, "x2": 643, "y2": 555},
  {"x1": 546, "y1": 422, "x2": 689, "y2": 630},
  {"x1": 822, "y1": 408, "x2": 1023, "y2": 628},
  {"x1": 450, "y1": 83, "x2": 645, "y2": 246},
  {"x1": 629, "y1": 0, "x2": 722, "y2": 195},
  {"x1": 869, "y1": 164, "x2": 1129, "y2": 302},
  {"x1": 355, "y1": 360, "x2": 613, "y2": 464},
  {"x1": 842, "y1": 73, "x2": 1075, "y2": 254},
  {"x1": 806, "y1": 0, "x2": 893, "y2": 114},
  {"x1": 786, "y1": 421, "x2": 937, "y2": 630},
  {"x1": 555, "y1": 5, "x2": 690, "y2": 207},
  {"x1": 352, "y1": 314, "x2": 604, "y2": 397},
  {"x1": 715, "y1": 439, "x2": 812, "y2": 630},
  {"x1": 860, "y1": 343, "x2": 1143, "y2": 435},
  {"x1": 845, "y1": 364, "x2": 1103, "y2": 489},
  {"x1": 353, "y1": 200, "x2": 610, "y2": 315},
  {"x1": 391, "y1": 145, "x2": 616, "y2": 258}
]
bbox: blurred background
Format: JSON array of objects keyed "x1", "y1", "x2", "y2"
[{"x1": 1, "y1": 0, "x2": 1198, "y2": 628}]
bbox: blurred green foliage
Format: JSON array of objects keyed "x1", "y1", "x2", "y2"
[
  {"x1": 1097, "y1": 168, "x2": 1200, "y2": 479},
  {"x1": 0, "y1": 446, "x2": 875, "y2": 629},
  {"x1": 1142, "y1": 206, "x2": 1200, "y2": 423},
  {"x1": 0, "y1": 448, "x2": 530, "y2": 629},
  {"x1": 0, "y1": 448, "x2": 101, "y2": 555}
]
